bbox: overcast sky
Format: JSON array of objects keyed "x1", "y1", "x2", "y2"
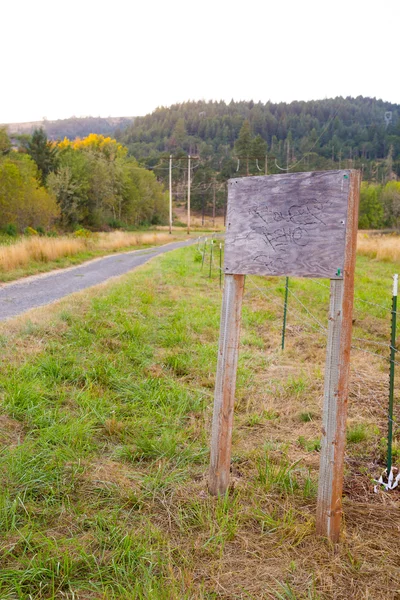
[{"x1": 3, "y1": 0, "x2": 399, "y2": 124}]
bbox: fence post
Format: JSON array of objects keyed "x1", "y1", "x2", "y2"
[
  {"x1": 209, "y1": 274, "x2": 245, "y2": 495},
  {"x1": 316, "y1": 170, "x2": 360, "y2": 542},
  {"x1": 201, "y1": 238, "x2": 207, "y2": 270},
  {"x1": 219, "y1": 243, "x2": 222, "y2": 289},
  {"x1": 387, "y1": 273, "x2": 398, "y2": 475},
  {"x1": 209, "y1": 240, "x2": 214, "y2": 278},
  {"x1": 281, "y1": 277, "x2": 289, "y2": 350}
]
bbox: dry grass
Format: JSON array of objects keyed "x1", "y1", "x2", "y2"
[
  {"x1": 0, "y1": 231, "x2": 174, "y2": 273},
  {"x1": 95, "y1": 231, "x2": 171, "y2": 251},
  {"x1": 0, "y1": 237, "x2": 85, "y2": 271},
  {"x1": 172, "y1": 204, "x2": 225, "y2": 229},
  {"x1": 357, "y1": 232, "x2": 400, "y2": 262}
]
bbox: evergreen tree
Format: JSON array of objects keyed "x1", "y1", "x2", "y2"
[
  {"x1": 235, "y1": 120, "x2": 253, "y2": 175},
  {"x1": 27, "y1": 128, "x2": 58, "y2": 185},
  {"x1": 251, "y1": 135, "x2": 267, "y2": 173}
]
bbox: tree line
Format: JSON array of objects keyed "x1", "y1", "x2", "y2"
[
  {"x1": 0, "y1": 128, "x2": 167, "y2": 232},
  {"x1": 118, "y1": 97, "x2": 400, "y2": 174},
  {"x1": 3, "y1": 97, "x2": 400, "y2": 232},
  {"x1": 116, "y1": 97, "x2": 400, "y2": 223}
]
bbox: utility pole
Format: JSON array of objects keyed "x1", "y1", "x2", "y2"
[
  {"x1": 187, "y1": 155, "x2": 191, "y2": 235},
  {"x1": 223, "y1": 182, "x2": 227, "y2": 227},
  {"x1": 287, "y1": 139, "x2": 290, "y2": 172},
  {"x1": 212, "y1": 179, "x2": 216, "y2": 228},
  {"x1": 265, "y1": 153, "x2": 268, "y2": 175},
  {"x1": 169, "y1": 154, "x2": 172, "y2": 235}
]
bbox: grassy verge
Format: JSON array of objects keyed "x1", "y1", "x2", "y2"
[
  {"x1": 0, "y1": 231, "x2": 186, "y2": 283},
  {"x1": 0, "y1": 245, "x2": 398, "y2": 598}
]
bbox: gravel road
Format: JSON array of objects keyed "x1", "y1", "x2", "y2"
[{"x1": 0, "y1": 239, "x2": 196, "y2": 322}]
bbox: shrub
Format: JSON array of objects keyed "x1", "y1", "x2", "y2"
[
  {"x1": 347, "y1": 424, "x2": 369, "y2": 444},
  {"x1": 151, "y1": 214, "x2": 163, "y2": 225},
  {"x1": 108, "y1": 218, "x2": 125, "y2": 229},
  {"x1": 4, "y1": 224, "x2": 17, "y2": 237},
  {"x1": 73, "y1": 228, "x2": 91, "y2": 239},
  {"x1": 24, "y1": 227, "x2": 38, "y2": 236}
]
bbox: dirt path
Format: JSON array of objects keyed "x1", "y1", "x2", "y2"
[{"x1": 0, "y1": 239, "x2": 196, "y2": 322}]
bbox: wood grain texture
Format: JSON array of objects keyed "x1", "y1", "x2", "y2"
[
  {"x1": 316, "y1": 278, "x2": 343, "y2": 538},
  {"x1": 225, "y1": 170, "x2": 352, "y2": 278},
  {"x1": 209, "y1": 274, "x2": 245, "y2": 495},
  {"x1": 316, "y1": 170, "x2": 361, "y2": 542}
]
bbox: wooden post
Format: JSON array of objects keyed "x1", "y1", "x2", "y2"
[
  {"x1": 169, "y1": 154, "x2": 172, "y2": 235},
  {"x1": 223, "y1": 183, "x2": 227, "y2": 227},
  {"x1": 209, "y1": 274, "x2": 245, "y2": 495},
  {"x1": 212, "y1": 180, "x2": 216, "y2": 228},
  {"x1": 187, "y1": 155, "x2": 191, "y2": 235},
  {"x1": 316, "y1": 170, "x2": 360, "y2": 542}
]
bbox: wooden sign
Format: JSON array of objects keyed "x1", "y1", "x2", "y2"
[
  {"x1": 209, "y1": 169, "x2": 361, "y2": 544},
  {"x1": 225, "y1": 170, "x2": 351, "y2": 279}
]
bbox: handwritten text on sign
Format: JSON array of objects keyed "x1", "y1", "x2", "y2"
[{"x1": 224, "y1": 170, "x2": 351, "y2": 279}]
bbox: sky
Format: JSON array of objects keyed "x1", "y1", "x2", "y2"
[{"x1": 3, "y1": 0, "x2": 399, "y2": 124}]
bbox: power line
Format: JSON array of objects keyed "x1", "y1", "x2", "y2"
[{"x1": 275, "y1": 106, "x2": 342, "y2": 172}]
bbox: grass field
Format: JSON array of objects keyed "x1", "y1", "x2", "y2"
[{"x1": 0, "y1": 244, "x2": 399, "y2": 598}]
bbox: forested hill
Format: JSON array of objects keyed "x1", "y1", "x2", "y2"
[
  {"x1": 117, "y1": 97, "x2": 400, "y2": 180},
  {"x1": 114, "y1": 97, "x2": 400, "y2": 222},
  {"x1": 4, "y1": 116, "x2": 135, "y2": 141}
]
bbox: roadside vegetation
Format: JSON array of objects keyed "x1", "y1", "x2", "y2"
[
  {"x1": 0, "y1": 128, "x2": 168, "y2": 233},
  {"x1": 0, "y1": 245, "x2": 398, "y2": 598},
  {"x1": 0, "y1": 231, "x2": 180, "y2": 282}
]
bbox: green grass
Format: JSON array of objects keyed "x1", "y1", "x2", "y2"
[
  {"x1": 0, "y1": 245, "x2": 398, "y2": 598},
  {"x1": 346, "y1": 424, "x2": 371, "y2": 444}
]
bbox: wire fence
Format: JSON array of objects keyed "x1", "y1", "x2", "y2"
[{"x1": 195, "y1": 236, "x2": 400, "y2": 454}]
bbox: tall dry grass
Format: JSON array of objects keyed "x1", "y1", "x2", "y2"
[
  {"x1": 95, "y1": 231, "x2": 171, "y2": 251},
  {"x1": 0, "y1": 232, "x2": 174, "y2": 273},
  {"x1": 357, "y1": 232, "x2": 400, "y2": 262}
]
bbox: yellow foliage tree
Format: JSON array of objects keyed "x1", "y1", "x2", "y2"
[{"x1": 70, "y1": 134, "x2": 127, "y2": 161}]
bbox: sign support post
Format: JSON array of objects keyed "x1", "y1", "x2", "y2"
[
  {"x1": 316, "y1": 170, "x2": 360, "y2": 541},
  {"x1": 209, "y1": 274, "x2": 245, "y2": 496}
]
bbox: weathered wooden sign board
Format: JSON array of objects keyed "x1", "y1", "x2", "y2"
[
  {"x1": 225, "y1": 170, "x2": 350, "y2": 278},
  {"x1": 209, "y1": 169, "x2": 361, "y2": 543}
]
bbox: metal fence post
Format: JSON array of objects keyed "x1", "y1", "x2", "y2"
[
  {"x1": 282, "y1": 277, "x2": 289, "y2": 350},
  {"x1": 387, "y1": 274, "x2": 398, "y2": 476},
  {"x1": 219, "y1": 243, "x2": 222, "y2": 289}
]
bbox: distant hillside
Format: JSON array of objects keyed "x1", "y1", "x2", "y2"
[
  {"x1": 115, "y1": 97, "x2": 400, "y2": 217},
  {"x1": 118, "y1": 97, "x2": 400, "y2": 177},
  {"x1": 3, "y1": 116, "x2": 135, "y2": 140}
]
